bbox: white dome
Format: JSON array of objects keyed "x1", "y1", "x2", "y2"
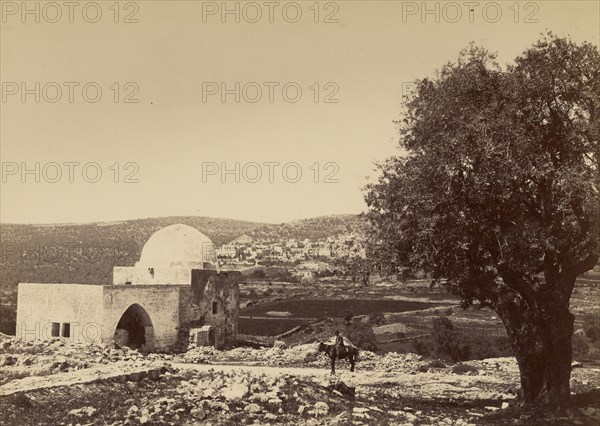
[{"x1": 137, "y1": 224, "x2": 217, "y2": 269}]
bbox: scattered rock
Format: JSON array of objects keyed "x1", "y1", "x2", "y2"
[
  {"x1": 68, "y1": 406, "x2": 97, "y2": 417},
  {"x1": 244, "y1": 403, "x2": 262, "y2": 414},
  {"x1": 313, "y1": 401, "x2": 329, "y2": 416}
]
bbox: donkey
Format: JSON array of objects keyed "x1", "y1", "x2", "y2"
[{"x1": 317, "y1": 342, "x2": 359, "y2": 374}]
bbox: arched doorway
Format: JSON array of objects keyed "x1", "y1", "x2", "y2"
[{"x1": 114, "y1": 304, "x2": 155, "y2": 351}]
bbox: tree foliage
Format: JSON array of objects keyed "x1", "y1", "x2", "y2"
[{"x1": 365, "y1": 33, "x2": 599, "y2": 410}]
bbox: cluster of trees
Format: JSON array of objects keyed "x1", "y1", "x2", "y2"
[
  {"x1": 365, "y1": 33, "x2": 599, "y2": 411},
  {"x1": 411, "y1": 316, "x2": 514, "y2": 362}
]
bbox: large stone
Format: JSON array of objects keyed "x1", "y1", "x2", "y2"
[
  {"x1": 313, "y1": 402, "x2": 329, "y2": 416},
  {"x1": 244, "y1": 403, "x2": 262, "y2": 414}
]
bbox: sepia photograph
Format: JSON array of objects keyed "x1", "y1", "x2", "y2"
[{"x1": 0, "y1": 0, "x2": 599, "y2": 424}]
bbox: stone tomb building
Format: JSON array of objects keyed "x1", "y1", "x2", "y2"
[{"x1": 16, "y1": 224, "x2": 240, "y2": 350}]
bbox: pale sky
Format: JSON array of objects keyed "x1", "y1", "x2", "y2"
[{"x1": 1, "y1": 0, "x2": 598, "y2": 224}]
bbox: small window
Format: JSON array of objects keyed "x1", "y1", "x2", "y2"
[
  {"x1": 61, "y1": 323, "x2": 71, "y2": 338},
  {"x1": 212, "y1": 301, "x2": 218, "y2": 314},
  {"x1": 51, "y1": 322, "x2": 60, "y2": 337}
]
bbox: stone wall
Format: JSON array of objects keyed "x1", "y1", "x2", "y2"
[
  {"x1": 16, "y1": 283, "x2": 105, "y2": 344},
  {"x1": 113, "y1": 266, "x2": 193, "y2": 285},
  {"x1": 180, "y1": 270, "x2": 240, "y2": 349},
  {"x1": 103, "y1": 285, "x2": 182, "y2": 350}
]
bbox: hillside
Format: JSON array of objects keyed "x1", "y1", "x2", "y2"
[
  {"x1": 0, "y1": 216, "x2": 265, "y2": 289},
  {"x1": 245, "y1": 214, "x2": 367, "y2": 242},
  {"x1": 0, "y1": 214, "x2": 363, "y2": 290}
]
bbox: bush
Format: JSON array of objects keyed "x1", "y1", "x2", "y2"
[
  {"x1": 467, "y1": 335, "x2": 513, "y2": 360},
  {"x1": 252, "y1": 269, "x2": 266, "y2": 279},
  {"x1": 346, "y1": 322, "x2": 377, "y2": 351},
  {"x1": 244, "y1": 288, "x2": 258, "y2": 299},
  {"x1": 432, "y1": 317, "x2": 469, "y2": 362},
  {"x1": 586, "y1": 347, "x2": 600, "y2": 362},
  {"x1": 411, "y1": 338, "x2": 432, "y2": 357},
  {"x1": 411, "y1": 323, "x2": 514, "y2": 362},
  {"x1": 418, "y1": 358, "x2": 448, "y2": 372},
  {"x1": 368, "y1": 312, "x2": 385, "y2": 327},
  {"x1": 583, "y1": 314, "x2": 600, "y2": 342},
  {"x1": 572, "y1": 333, "x2": 590, "y2": 359},
  {"x1": 451, "y1": 363, "x2": 479, "y2": 375},
  {"x1": 343, "y1": 310, "x2": 354, "y2": 325}
]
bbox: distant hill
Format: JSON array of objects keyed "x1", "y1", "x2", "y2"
[
  {"x1": 0, "y1": 214, "x2": 363, "y2": 290},
  {"x1": 0, "y1": 216, "x2": 265, "y2": 289},
  {"x1": 246, "y1": 214, "x2": 367, "y2": 242}
]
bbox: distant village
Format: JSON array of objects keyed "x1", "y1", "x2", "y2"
[{"x1": 216, "y1": 232, "x2": 366, "y2": 266}]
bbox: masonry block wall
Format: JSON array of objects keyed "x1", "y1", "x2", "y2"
[
  {"x1": 103, "y1": 285, "x2": 181, "y2": 350},
  {"x1": 113, "y1": 266, "x2": 193, "y2": 285},
  {"x1": 180, "y1": 270, "x2": 241, "y2": 349},
  {"x1": 16, "y1": 283, "x2": 105, "y2": 344}
]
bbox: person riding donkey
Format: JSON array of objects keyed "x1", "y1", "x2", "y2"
[{"x1": 334, "y1": 330, "x2": 346, "y2": 357}]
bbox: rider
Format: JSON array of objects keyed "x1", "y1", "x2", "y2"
[{"x1": 334, "y1": 330, "x2": 346, "y2": 356}]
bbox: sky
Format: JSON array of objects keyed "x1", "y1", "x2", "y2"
[{"x1": 1, "y1": 0, "x2": 598, "y2": 224}]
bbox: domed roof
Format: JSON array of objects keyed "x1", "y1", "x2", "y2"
[{"x1": 137, "y1": 224, "x2": 217, "y2": 269}]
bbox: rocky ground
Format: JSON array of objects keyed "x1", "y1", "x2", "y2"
[
  {"x1": 1, "y1": 334, "x2": 600, "y2": 425},
  {"x1": 0, "y1": 334, "x2": 168, "y2": 386}
]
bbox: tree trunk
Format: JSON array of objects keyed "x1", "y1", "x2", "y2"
[{"x1": 495, "y1": 284, "x2": 575, "y2": 412}]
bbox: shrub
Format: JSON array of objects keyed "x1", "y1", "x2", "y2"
[
  {"x1": 586, "y1": 347, "x2": 600, "y2": 362},
  {"x1": 451, "y1": 363, "x2": 479, "y2": 375},
  {"x1": 343, "y1": 310, "x2": 354, "y2": 325},
  {"x1": 11, "y1": 393, "x2": 33, "y2": 408},
  {"x1": 418, "y1": 358, "x2": 447, "y2": 372},
  {"x1": 252, "y1": 269, "x2": 266, "y2": 279},
  {"x1": 428, "y1": 358, "x2": 447, "y2": 368},
  {"x1": 346, "y1": 322, "x2": 377, "y2": 351},
  {"x1": 572, "y1": 333, "x2": 590, "y2": 359},
  {"x1": 411, "y1": 338, "x2": 432, "y2": 357},
  {"x1": 467, "y1": 335, "x2": 514, "y2": 360},
  {"x1": 583, "y1": 314, "x2": 600, "y2": 342},
  {"x1": 368, "y1": 312, "x2": 385, "y2": 327},
  {"x1": 432, "y1": 317, "x2": 469, "y2": 362}
]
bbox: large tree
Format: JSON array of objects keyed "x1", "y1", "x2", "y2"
[{"x1": 365, "y1": 34, "x2": 599, "y2": 411}]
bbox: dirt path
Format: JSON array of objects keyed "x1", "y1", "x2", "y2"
[
  {"x1": 0, "y1": 362, "x2": 164, "y2": 396},
  {"x1": 174, "y1": 362, "x2": 514, "y2": 399},
  {"x1": 1, "y1": 360, "x2": 516, "y2": 404}
]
